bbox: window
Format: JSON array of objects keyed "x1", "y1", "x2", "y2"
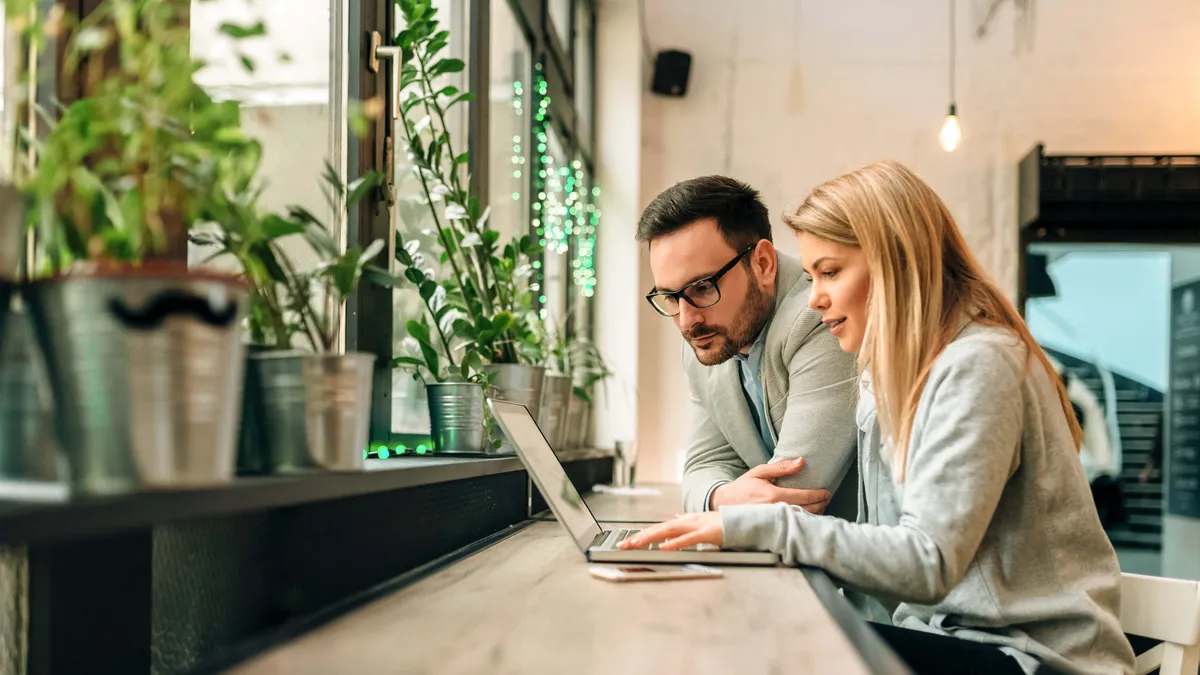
[
  {"x1": 391, "y1": 0, "x2": 469, "y2": 436},
  {"x1": 547, "y1": 0, "x2": 571, "y2": 58},
  {"x1": 537, "y1": 123, "x2": 570, "y2": 324},
  {"x1": 571, "y1": 161, "x2": 597, "y2": 336},
  {"x1": 487, "y1": 0, "x2": 532, "y2": 244},
  {"x1": 188, "y1": 0, "x2": 336, "y2": 277},
  {"x1": 573, "y1": 0, "x2": 593, "y2": 153}
]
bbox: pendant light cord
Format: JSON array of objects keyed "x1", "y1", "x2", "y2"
[{"x1": 949, "y1": 0, "x2": 957, "y2": 106}]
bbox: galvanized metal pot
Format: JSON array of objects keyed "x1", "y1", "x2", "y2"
[
  {"x1": 25, "y1": 268, "x2": 248, "y2": 494},
  {"x1": 250, "y1": 351, "x2": 375, "y2": 472},
  {"x1": 537, "y1": 373, "x2": 572, "y2": 451},
  {"x1": 0, "y1": 186, "x2": 22, "y2": 281},
  {"x1": 564, "y1": 394, "x2": 591, "y2": 450},
  {"x1": 426, "y1": 382, "x2": 484, "y2": 453},
  {"x1": 301, "y1": 353, "x2": 375, "y2": 471},
  {"x1": 235, "y1": 344, "x2": 273, "y2": 475},
  {"x1": 0, "y1": 282, "x2": 10, "y2": 356},
  {"x1": 248, "y1": 351, "x2": 306, "y2": 472},
  {"x1": 0, "y1": 305, "x2": 59, "y2": 481},
  {"x1": 484, "y1": 364, "x2": 545, "y2": 419}
]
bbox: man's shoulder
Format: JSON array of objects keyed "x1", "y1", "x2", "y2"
[{"x1": 766, "y1": 254, "x2": 830, "y2": 355}]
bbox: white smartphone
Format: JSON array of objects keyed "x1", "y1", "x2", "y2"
[{"x1": 587, "y1": 564, "x2": 724, "y2": 582}]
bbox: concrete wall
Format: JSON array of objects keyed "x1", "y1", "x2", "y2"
[{"x1": 594, "y1": 0, "x2": 644, "y2": 453}]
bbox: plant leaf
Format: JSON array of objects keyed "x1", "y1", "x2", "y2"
[
  {"x1": 219, "y1": 21, "x2": 267, "y2": 39},
  {"x1": 262, "y1": 214, "x2": 303, "y2": 239},
  {"x1": 363, "y1": 264, "x2": 403, "y2": 288}
]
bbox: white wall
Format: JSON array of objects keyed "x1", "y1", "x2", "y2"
[
  {"x1": 622, "y1": 0, "x2": 1200, "y2": 481},
  {"x1": 594, "y1": 0, "x2": 644, "y2": 453}
]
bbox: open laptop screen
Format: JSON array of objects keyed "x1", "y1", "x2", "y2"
[{"x1": 489, "y1": 399, "x2": 603, "y2": 552}]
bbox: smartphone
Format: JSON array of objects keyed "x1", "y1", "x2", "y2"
[{"x1": 587, "y1": 564, "x2": 724, "y2": 582}]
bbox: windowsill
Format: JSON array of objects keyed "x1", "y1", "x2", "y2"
[
  {"x1": 0, "y1": 449, "x2": 614, "y2": 545},
  {"x1": 0, "y1": 455, "x2": 527, "y2": 545}
]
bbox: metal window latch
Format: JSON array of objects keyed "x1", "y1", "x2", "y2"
[
  {"x1": 369, "y1": 31, "x2": 402, "y2": 120},
  {"x1": 369, "y1": 31, "x2": 400, "y2": 207}
]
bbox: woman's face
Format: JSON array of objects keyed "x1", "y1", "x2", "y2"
[{"x1": 797, "y1": 231, "x2": 870, "y2": 353}]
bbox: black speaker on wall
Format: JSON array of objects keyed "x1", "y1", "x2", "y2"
[{"x1": 651, "y1": 49, "x2": 692, "y2": 97}]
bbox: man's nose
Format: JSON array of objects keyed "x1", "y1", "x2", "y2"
[{"x1": 677, "y1": 299, "x2": 703, "y2": 330}]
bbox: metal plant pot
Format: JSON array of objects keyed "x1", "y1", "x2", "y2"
[
  {"x1": 24, "y1": 268, "x2": 248, "y2": 494},
  {"x1": 537, "y1": 373, "x2": 572, "y2": 451},
  {"x1": 484, "y1": 364, "x2": 545, "y2": 454},
  {"x1": 301, "y1": 353, "x2": 375, "y2": 471},
  {"x1": 0, "y1": 306, "x2": 59, "y2": 482},
  {"x1": 0, "y1": 282, "x2": 10, "y2": 356},
  {"x1": 0, "y1": 186, "x2": 22, "y2": 281},
  {"x1": 484, "y1": 364, "x2": 545, "y2": 419},
  {"x1": 426, "y1": 382, "x2": 485, "y2": 453},
  {"x1": 250, "y1": 351, "x2": 375, "y2": 472},
  {"x1": 564, "y1": 395, "x2": 591, "y2": 450},
  {"x1": 235, "y1": 344, "x2": 273, "y2": 475}
]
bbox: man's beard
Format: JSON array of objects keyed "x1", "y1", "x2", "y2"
[{"x1": 683, "y1": 280, "x2": 773, "y2": 366}]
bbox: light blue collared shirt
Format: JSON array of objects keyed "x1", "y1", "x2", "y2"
[
  {"x1": 703, "y1": 327, "x2": 774, "y2": 511},
  {"x1": 734, "y1": 331, "x2": 775, "y2": 457}
]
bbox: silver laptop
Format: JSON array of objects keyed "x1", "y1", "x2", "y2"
[{"x1": 489, "y1": 399, "x2": 779, "y2": 566}]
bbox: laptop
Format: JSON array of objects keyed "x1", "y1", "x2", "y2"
[{"x1": 488, "y1": 399, "x2": 780, "y2": 566}]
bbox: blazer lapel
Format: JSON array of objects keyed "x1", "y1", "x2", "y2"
[{"x1": 709, "y1": 362, "x2": 772, "y2": 466}]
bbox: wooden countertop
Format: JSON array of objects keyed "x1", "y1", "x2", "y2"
[{"x1": 227, "y1": 484, "x2": 906, "y2": 675}]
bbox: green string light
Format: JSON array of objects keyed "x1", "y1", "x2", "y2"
[
  {"x1": 531, "y1": 63, "x2": 602, "y2": 305},
  {"x1": 532, "y1": 64, "x2": 551, "y2": 301},
  {"x1": 511, "y1": 79, "x2": 524, "y2": 201}
]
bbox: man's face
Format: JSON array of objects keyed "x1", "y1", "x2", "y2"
[{"x1": 648, "y1": 219, "x2": 776, "y2": 365}]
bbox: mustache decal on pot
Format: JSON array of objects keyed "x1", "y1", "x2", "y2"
[{"x1": 109, "y1": 291, "x2": 239, "y2": 331}]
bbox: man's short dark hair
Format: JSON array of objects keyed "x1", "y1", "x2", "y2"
[{"x1": 636, "y1": 175, "x2": 772, "y2": 250}]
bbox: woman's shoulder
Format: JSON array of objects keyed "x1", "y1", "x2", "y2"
[{"x1": 929, "y1": 322, "x2": 1032, "y2": 390}]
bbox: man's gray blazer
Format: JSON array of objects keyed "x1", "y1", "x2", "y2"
[{"x1": 681, "y1": 252, "x2": 859, "y2": 516}]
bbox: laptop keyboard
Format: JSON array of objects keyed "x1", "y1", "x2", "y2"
[
  {"x1": 591, "y1": 528, "x2": 710, "y2": 552},
  {"x1": 608, "y1": 528, "x2": 661, "y2": 550}
]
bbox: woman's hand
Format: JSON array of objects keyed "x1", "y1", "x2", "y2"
[{"x1": 617, "y1": 512, "x2": 724, "y2": 551}]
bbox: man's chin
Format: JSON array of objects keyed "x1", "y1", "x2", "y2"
[{"x1": 689, "y1": 339, "x2": 737, "y2": 366}]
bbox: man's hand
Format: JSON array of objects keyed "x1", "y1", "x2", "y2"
[{"x1": 709, "y1": 458, "x2": 831, "y2": 513}]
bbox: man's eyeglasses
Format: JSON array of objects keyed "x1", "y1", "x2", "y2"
[{"x1": 645, "y1": 244, "x2": 757, "y2": 317}]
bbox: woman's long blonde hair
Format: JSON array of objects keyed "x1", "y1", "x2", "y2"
[{"x1": 784, "y1": 161, "x2": 1081, "y2": 481}]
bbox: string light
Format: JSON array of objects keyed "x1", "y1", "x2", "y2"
[
  {"x1": 511, "y1": 79, "x2": 524, "y2": 197},
  {"x1": 531, "y1": 63, "x2": 602, "y2": 305}
]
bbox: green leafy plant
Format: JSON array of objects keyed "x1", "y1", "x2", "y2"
[
  {"x1": 391, "y1": 0, "x2": 542, "y2": 366},
  {"x1": 538, "y1": 310, "x2": 612, "y2": 405},
  {"x1": 193, "y1": 163, "x2": 391, "y2": 353},
  {"x1": 18, "y1": 0, "x2": 269, "y2": 273}
]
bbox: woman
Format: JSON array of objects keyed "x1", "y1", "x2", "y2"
[{"x1": 620, "y1": 161, "x2": 1135, "y2": 675}]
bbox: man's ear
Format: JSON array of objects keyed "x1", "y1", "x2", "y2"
[{"x1": 752, "y1": 239, "x2": 777, "y2": 283}]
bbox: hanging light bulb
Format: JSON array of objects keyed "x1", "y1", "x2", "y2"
[
  {"x1": 939, "y1": 0, "x2": 961, "y2": 152},
  {"x1": 940, "y1": 103, "x2": 961, "y2": 152}
]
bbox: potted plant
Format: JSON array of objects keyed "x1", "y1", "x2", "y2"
[
  {"x1": 564, "y1": 338, "x2": 611, "y2": 450},
  {"x1": 17, "y1": 0, "x2": 262, "y2": 493},
  {"x1": 193, "y1": 165, "x2": 390, "y2": 472},
  {"x1": 538, "y1": 311, "x2": 611, "y2": 452},
  {"x1": 392, "y1": 231, "x2": 490, "y2": 453},
  {"x1": 392, "y1": 0, "x2": 547, "y2": 422},
  {"x1": 534, "y1": 312, "x2": 577, "y2": 451}
]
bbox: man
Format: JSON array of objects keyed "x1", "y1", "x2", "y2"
[{"x1": 637, "y1": 176, "x2": 859, "y2": 516}]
